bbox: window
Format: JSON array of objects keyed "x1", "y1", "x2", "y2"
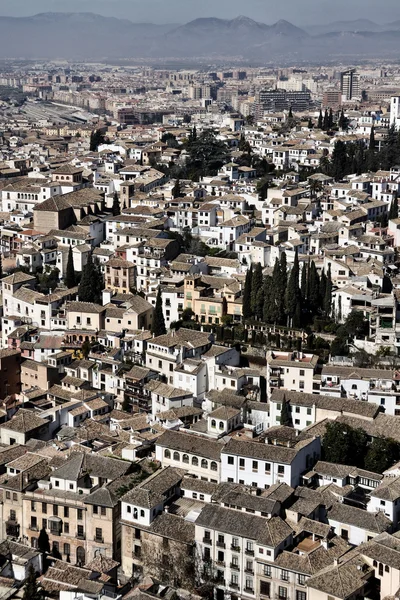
[
  {"x1": 281, "y1": 570, "x2": 289, "y2": 581},
  {"x1": 239, "y1": 458, "x2": 245, "y2": 470},
  {"x1": 192, "y1": 457, "x2": 199, "y2": 466},
  {"x1": 379, "y1": 563, "x2": 384, "y2": 576},
  {"x1": 77, "y1": 509, "x2": 83, "y2": 520},
  {"x1": 260, "y1": 581, "x2": 271, "y2": 597},
  {"x1": 278, "y1": 587, "x2": 287, "y2": 599},
  {"x1": 64, "y1": 543, "x2": 70, "y2": 556},
  {"x1": 95, "y1": 527, "x2": 103, "y2": 542},
  {"x1": 265, "y1": 463, "x2": 271, "y2": 473},
  {"x1": 31, "y1": 501, "x2": 36, "y2": 512},
  {"x1": 64, "y1": 507, "x2": 69, "y2": 518},
  {"x1": 296, "y1": 592, "x2": 306, "y2": 600},
  {"x1": 264, "y1": 565, "x2": 272, "y2": 577},
  {"x1": 77, "y1": 525, "x2": 84, "y2": 538},
  {"x1": 201, "y1": 459, "x2": 208, "y2": 469},
  {"x1": 245, "y1": 577, "x2": 253, "y2": 591},
  {"x1": 93, "y1": 506, "x2": 98, "y2": 515},
  {"x1": 211, "y1": 461, "x2": 218, "y2": 471},
  {"x1": 227, "y1": 456, "x2": 234, "y2": 465},
  {"x1": 252, "y1": 461, "x2": 258, "y2": 471},
  {"x1": 341, "y1": 529, "x2": 348, "y2": 540},
  {"x1": 10, "y1": 510, "x2": 16, "y2": 522},
  {"x1": 53, "y1": 505, "x2": 58, "y2": 516},
  {"x1": 64, "y1": 523, "x2": 69, "y2": 534},
  {"x1": 211, "y1": 419, "x2": 216, "y2": 428},
  {"x1": 173, "y1": 452, "x2": 180, "y2": 461},
  {"x1": 164, "y1": 449, "x2": 171, "y2": 459},
  {"x1": 298, "y1": 574, "x2": 306, "y2": 585},
  {"x1": 101, "y1": 506, "x2": 106, "y2": 516},
  {"x1": 278, "y1": 465, "x2": 285, "y2": 475}
]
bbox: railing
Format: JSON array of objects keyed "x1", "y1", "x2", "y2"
[
  {"x1": 203, "y1": 537, "x2": 212, "y2": 545},
  {"x1": 231, "y1": 544, "x2": 241, "y2": 552},
  {"x1": 216, "y1": 541, "x2": 226, "y2": 548},
  {"x1": 76, "y1": 531, "x2": 86, "y2": 540}
]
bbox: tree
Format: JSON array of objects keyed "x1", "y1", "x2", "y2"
[
  {"x1": 81, "y1": 340, "x2": 91, "y2": 359},
  {"x1": 338, "y1": 109, "x2": 346, "y2": 130},
  {"x1": 330, "y1": 140, "x2": 348, "y2": 181},
  {"x1": 183, "y1": 114, "x2": 191, "y2": 124},
  {"x1": 251, "y1": 263, "x2": 263, "y2": 315},
  {"x1": 78, "y1": 253, "x2": 102, "y2": 304},
  {"x1": 317, "y1": 110, "x2": 323, "y2": 130},
  {"x1": 38, "y1": 527, "x2": 50, "y2": 554},
  {"x1": 322, "y1": 422, "x2": 367, "y2": 467},
  {"x1": 324, "y1": 265, "x2": 332, "y2": 316},
  {"x1": 285, "y1": 249, "x2": 301, "y2": 327},
  {"x1": 65, "y1": 245, "x2": 76, "y2": 289},
  {"x1": 345, "y1": 310, "x2": 369, "y2": 338},
  {"x1": 112, "y1": 192, "x2": 120, "y2": 216},
  {"x1": 364, "y1": 437, "x2": 400, "y2": 473},
  {"x1": 89, "y1": 129, "x2": 106, "y2": 152},
  {"x1": 121, "y1": 396, "x2": 131, "y2": 413},
  {"x1": 389, "y1": 196, "x2": 399, "y2": 220},
  {"x1": 181, "y1": 307, "x2": 195, "y2": 322},
  {"x1": 152, "y1": 288, "x2": 166, "y2": 337},
  {"x1": 369, "y1": 125, "x2": 375, "y2": 151},
  {"x1": 242, "y1": 265, "x2": 253, "y2": 320},
  {"x1": 172, "y1": 178, "x2": 182, "y2": 199},
  {"x1": 185, "y1": 130, "x2": 229, "y2": 179},
  {"x1": 323, "y1": 109, "x2": 329, "y2": 131},
  {"x1": 280, "y1": 395, "x2": 292, "y2": 427},
  {"x1": 328, "y1": 108, "x2": 333, "y2": 129},
  {"x1": 300, "y1": 262, "x2": 307, "y2": 303},
  {"x1": 257, "y1": 177, "x2": 269, "y2": 201},
  {"x1": 22, "y1": 564, "x2": 42, "y2": 600},
  {"x1": 308, "y1": 260, "x2": 320, "y2": 317},
  {"x1": 308, "y1": 117, "x2": 313, "y2": 129}
]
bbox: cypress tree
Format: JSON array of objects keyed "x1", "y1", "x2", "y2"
[
  {"x1": 251, "y1": 263, "x2": 263, "y2": 314},
  {"x1": 172, "y1": 178, "x2": 182, "y2": 199},
  {"x1": 317, "y1": 110, "x2": 323, "y2": 129},
  {"x1": 285, "y1": 249, "x2": 300, "y2": 326},
  {"x1": 308, "y1": 260, "x2": 320, "y2": 317},
  {"x1": 288, "y1": 106, "x2": 293, "y2": 119},
  {"x1": 270, "y1": 259, "x2": 282, "y2": 324},
  {"x1": 65, "y1": 245, "x2": 76, "y2": 289},
  {"x1": 22, "y1": 564, "x2": 42, "y2": 600},
  {"x1": 308, "y1": 117, "x2": 313, "y2": 129},
  {"x1": 274, "y1": 253, "x2": 287, "y2": 325},
  {"x1": 242, "y1": 265, "x2": 253, "y2": 320},
  {"x1": 263, "y1": 275, "x2": 274, "y2": 323},
  {"x1": 319, "y1": 268, "x2": 327, "y2": 307},
  {"x1": 300, "y1": 262, "x2": 307, "y2": 303},
  {"x1": 38, "y1": 527, "x2": 50, "y2": 554},
  {"x1": 112, "y1": 192, "x2": 120, "y2": 216},
  {"x1": 152, "y1": 288, "x2": 166, "y2": 336},
  {"x1": 369, "y1": 126, "x2": 375, "y2": 151},
  {"x1": 0, "y1": 252, "x2": 2, "y2": 280},
  {"x1": 255, "y1": 286, "x2": 265, "y2": 321},
  {"x1": 338, "y1": 109, "x2": 345, "y2": 130},
  {"x1": 280, "y1": 394, "x2": 292, "y2": 427},
  {"x1": 389, "y1": 196, "x2": 399, "y2": 220},
  {"x1": 78, "y1": 253, "x2": 102, "y2": 304},
  {"x1": 323, "y1": 109, "x2": 329, "y2": 131},
  {"x1": 324, "y1": 265, "x2": 333, "y2": 317},
  {"x1": 330, "y1": 140, "x2": 348, "y2": 181},
  {"x1": 328, "y1": 108, "x2": 333, "y2": 129}
]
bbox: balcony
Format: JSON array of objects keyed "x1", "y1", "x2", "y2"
[
  {"x1": 231, "y1": 544, "x2": 241, "y2": 552},
  {"x1": 245, "y1": 568, "x2": 254, "y2": 575},
  {"x1": 29, "y1": 525, "x2": 39, "y2": 532},
  {"x1": 245, "y1": 548, "x2": 254, "y2": 556},
  {"x1": 95, "y1": 536, "x2": 104, "y2": 544},
  {"x1": 6, "y1": 520, "x2": 19, "y2": 537},
  {"x1": 230, "y1": 563, "x2": 240, "y2": 571},
  {"x1": 216, "y1": 541, "x2": 226, "y2": 549},
  {"x1": 244, "y1": 587, "x2": 254, "y2": 594},
  {"x1": 203, "y1": 537, "x2": 212, "y2": 545},
  {"x1": 230, "y1": 583, "x2": 239, "y2": 590},
  {"x1": 76, "y1": 531, "x2": 86, "y2": 540}
]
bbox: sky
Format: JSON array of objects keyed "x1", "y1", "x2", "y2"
[{"x1": 0, "y1": 0, "x2": 399, "y2": 25}]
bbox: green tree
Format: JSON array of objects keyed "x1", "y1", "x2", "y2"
[
  {"x1": 300, "y1": 262, "x2": 307, "y2": 303},
  {"x1": 22, "y1": 564, "x2": 42, "y2": 600},
  {"x1": 322, "y1": 422, "x2": 367, "y2": 467},
  {"x1": 152, "y1": 288, "x2": 166, "y2": 336},
  {"x1": 38, "y1": 527, "x2": 50, "y2": 554},
  {"x1": 122, "y1": 396, "x2": 131, "y2": 412},
  {"x1": 364, "y1": 437, "x2": 400, "y2": 473},
  {"x1": 389, "y1": 196, "x2": 399, "y2": 220},
  {"x1": 330, "y1": 140, "x2": 348, "y2": 181},
  {"x1": 78, "y1": 253, "x2": 102, "y2": 304},
  {"x1": 323, "y1": 109, "x2": 329, "y2": 131},
  {"x1": 112, "y1": 192, "x2": 120, "y2": 216},
  {"x1": 280, "y1": 394, "x2": 292, "y2": 427},
  {"x1": 183, "y1": 114, "x2": 191, "y2": 124},
  {"x1": 172, "y1": 178, "x2": 183, "y2": 199},
  {"x1": 185, "y1": 130, "x2": 229, "y2": 179},
  {"x1": 242, "y1": 265, "x2": 253, "y2": 320},
  {"x1": 181, "y1": 307, "x2": 195, "y2": 322},
  {"x1": 262, "y1": 275, "x2": 274, "y2": 323},
  {"x1": 257, "y1": 177, "x2": 269, "y2": 201},
  {"x1": 285, "y1": 249, "x2": 301, "y2": 326},
  {"x1": 324, "y1": 265, "x2": 332, "y2": 317},
  {"x1": 251, "y1": 263, "x2": 263, "y2": 315},
  {"x1": 65, "y1": 245, "x2": 76, "y2": 289},
  {"x1": 308, "y1": 260, "x2": 320, "y2": 317},
  {"x1": 369, "y1": 125, "x2": 375, "y2": 151},
  {"x1": 328, "y1": 108, "x2": 333, "y2": 129},
  {"x1": 317, "y1": 109, "x2": 323, "y2": 130},
  {"x1": 89, "y1": 129, "x2": 106, "y2": 152}
]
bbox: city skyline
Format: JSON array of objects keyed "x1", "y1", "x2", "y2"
[{"x1": 0, "y1": 0, "x2": 399, "y2": 26}]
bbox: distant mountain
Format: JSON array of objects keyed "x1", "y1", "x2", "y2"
[
  {"x1": 304, "y1": 19, "x2": 383, "y2": 35},
  {"x1": 0, "y1": 12, "x2": 399, "y2": 62}
]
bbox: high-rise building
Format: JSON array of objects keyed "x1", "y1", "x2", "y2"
[{"x1": 341, "y1": 69, "x2": 361, "y2": 100}]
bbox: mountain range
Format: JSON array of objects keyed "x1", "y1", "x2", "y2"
[{"x1": 1, "y1": 12, "x2": 400, "y2": 62}]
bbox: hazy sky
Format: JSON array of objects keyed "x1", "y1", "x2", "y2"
[{"x1": 1, "y1": 0, "x2": 399, "y2": 25}]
